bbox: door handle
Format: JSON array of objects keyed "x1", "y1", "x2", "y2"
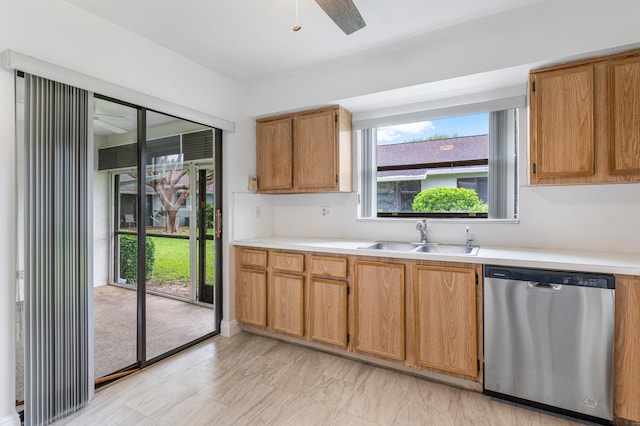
[
  {"x1": 215, "y1": 209, "x2": 222, "y2": 238},
  {"x1": 527, "y1": 282, "x2": 562, "y2": 291}
]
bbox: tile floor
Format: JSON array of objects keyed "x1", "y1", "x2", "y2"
[{"x1": 55, "y1": 333, "x2": 589, "y2": 426}]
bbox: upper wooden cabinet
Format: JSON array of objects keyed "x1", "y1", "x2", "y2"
[
  {"x1": 256, "y1": 117, "x2": 293, "y2": 191},
  {"x1": 530, "y1": 49, "x2": 640, "y2": 185},
  {"x1": 256, "y1": 105, "x2": 352, "y2": 193},
  {"x1": 530, "y1": 65, "x2": 595, "y2": 180},
  {"x1": 609, "y1": 56, "x2": 640, "y2": 175}
]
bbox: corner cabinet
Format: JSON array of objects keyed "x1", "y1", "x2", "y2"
[
  {"x1": 529, "y1": 48, "x2": 640, "y2": 185},
  {"x1": 256, "y1": 105, "x2": 352, "y2": 194},
  {"x1": 614, "y1": 275, "x2": 640, "y2": 423},
  {"x1": 236, "y1": 248, "x2": 268, "y2": 327}
]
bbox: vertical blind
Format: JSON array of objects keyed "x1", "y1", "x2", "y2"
[{"x1": 23, "y1": 74, "x2": 90, "y2": 425}]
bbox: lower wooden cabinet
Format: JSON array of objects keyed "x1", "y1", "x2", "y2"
[
  {"x1": 308, "y1": 277, "x2": 348, "y2": 347},
  {"x1": 237, "y1": 268, "x2": 267, "y2": 327},
  {"x1": 413, "y1": 264, "x2": 478, "y2": 377},
  {"x1": 235, "y1": 245, "x2": 640, "y2": 419},
  {"x1": 353, "y1": 260, "x2": 405, "y2": 361},
  {"x1": 270, "y1": 273, "x2": 305, "y2": 337},
  {"x1": 614, "y1": 275, "x2": 640, "y2": 422}
]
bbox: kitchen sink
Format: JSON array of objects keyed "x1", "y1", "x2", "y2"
[
  {"x1": 413, "y1": 244, "x2": 479, "y2": 256},
  {"x1": 358, "y1": 241, "x2": 421, "y2": 251},
  {"x1": 358, "y1": 241, "x2": 479, "y2": 256}
]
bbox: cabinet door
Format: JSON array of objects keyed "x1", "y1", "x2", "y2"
[
  {"x1": 270, "y1": 273, "x2": 305, "y2": 337},
  {"x1": 237, "y1": 268, "x2": 267, "y2": 327},
  {"x1": 309, "y1": 278, "x2": 347, "y2": 347},
  {"x1": 530, "y1": 65, "x2": 595, "y2": 182},
  {"x1": 615, "y1": 275, "x2": 640, "y2": 422},
  {"x1": 295, "y1": 109, "x2": 338, "y2": 191},
  {"x1": 354, "y1": 260, "x2": 405, "y2": 361},
  {"x1": 413, "y1": 265, "x2": 477, "y2": 377},
  {"x1": 609, "y1": 56, "x2": 640, "y2": 175},
  {"x1": 256, "y1": 117, "x2": 293, "y2": 191}
]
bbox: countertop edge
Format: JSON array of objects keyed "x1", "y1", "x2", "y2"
[{"x1": 232, "y1": 237, "x2": 640, "y2": 276}]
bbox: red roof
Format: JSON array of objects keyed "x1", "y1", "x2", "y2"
[{"x1": 377, "y1": 135, "x2": 488, "y2": 167}]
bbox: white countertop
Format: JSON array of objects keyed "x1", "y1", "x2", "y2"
[{"x1": 233, "y1": 236, "x2": 640, "y2": 276}]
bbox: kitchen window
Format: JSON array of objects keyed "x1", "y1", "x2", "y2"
[{"x1": 358, "y1": 99, "x2": 521, "y2": 219}]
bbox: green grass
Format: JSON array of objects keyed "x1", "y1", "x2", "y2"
[{"x1": 146, "y1": 235, "x2": 214, "y2": 285}]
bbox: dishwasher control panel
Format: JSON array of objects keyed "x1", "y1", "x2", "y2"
[{"x1": 484, "y1": 265, "x2": 615, "y2": 289}]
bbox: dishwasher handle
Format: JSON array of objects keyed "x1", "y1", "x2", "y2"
[{"x1": 527, "y1": 281, "x2": 562, "y2": 291}]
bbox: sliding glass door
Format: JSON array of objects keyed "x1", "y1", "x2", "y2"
[
  {"x1": 94, "y1": 98, "x2": 140, "y2": 380},
  {"x1": 94, "y1": 97, "x2": 222, "y2": 380},
  {"x1": 144, "y1": 110, "x2": 219, "y2": 361}
]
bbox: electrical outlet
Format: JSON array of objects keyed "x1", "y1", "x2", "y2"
[
  {"x1": 322, "y1": 207, "x2": 330, "y2": 216},
  {"x1": 248, "y1": 176, "x2": 258, "y2": 191}
]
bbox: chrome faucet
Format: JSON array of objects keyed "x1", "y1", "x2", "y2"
[
  {"x1": 416, "y1": 219, "x2": 428, "y2": 244},
  {"x1": 465, "y1": 226, "x2": 474, "y2": 248}
]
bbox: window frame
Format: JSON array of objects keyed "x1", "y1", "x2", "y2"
[{"x1": 356, "y1": 97, "x2": 524, "y2": 221}]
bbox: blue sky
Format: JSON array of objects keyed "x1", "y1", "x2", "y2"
[{"x1": 377, "y1": 112, "x2": 489, "y2": 145}]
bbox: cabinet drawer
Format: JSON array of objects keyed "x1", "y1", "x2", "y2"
[
  {"x1": 310, "y1": 256, "x2": 348, "y2": 278},
  {"x1": 272, "y1": 251, "x2": 305, "y2": 273},
  {"x1": 239, "y1": 248, "x2": 268, "y2": 268}
]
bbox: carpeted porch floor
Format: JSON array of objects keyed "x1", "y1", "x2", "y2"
[{"x1": 16, "y1": 284, "x2": 217, "y2": 404}]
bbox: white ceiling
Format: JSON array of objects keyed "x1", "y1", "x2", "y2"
[{"x1": 65, "y1": 0, "x2": 543, "y2": 85}]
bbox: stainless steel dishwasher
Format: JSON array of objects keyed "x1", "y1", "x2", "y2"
[{"x1": 483, "y1": 265, "x2": 615, "y2": 423}]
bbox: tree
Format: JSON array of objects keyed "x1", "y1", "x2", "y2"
[
  {"x1": 147, "y1": 169, "x2": 190, "y2": 233},
  {"x1": 412, "y1": 187, "x2": 487, "y2": 213},
  {"x1": 130, "y1": 165, "x2": 214, "y2": 234}
]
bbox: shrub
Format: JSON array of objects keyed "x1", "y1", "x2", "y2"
[
  {"x1": 119, "y1": 235, "x2": 156, "y2": 283},
  {"x1": 412, "y1": 187, "x2": 488, "y2": 213},
  {"x1": 205, "y1": 203, "x2": 214, "y2": 229}
]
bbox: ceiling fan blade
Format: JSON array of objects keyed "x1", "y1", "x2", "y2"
[{"x1": 315, "y1": 0, "x2": 366, "y2": 35}]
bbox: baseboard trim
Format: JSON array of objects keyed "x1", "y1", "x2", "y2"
[
  {"x1": 241, "y1": 326, "x2": 482, "y2": 392},
  {"x1": 0, "y1": 412, "x2": 21, "y2": 426},
  {"x1": 220, "y1": 319, "x2": 241, "y2": 337}
]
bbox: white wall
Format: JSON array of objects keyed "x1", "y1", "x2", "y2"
[
  {"x1": 234, "y1": 0, "x2": 640, "y2": 256},
  {"x1": 246, "y1": 0, "x2": 640, "y2": 117},
  {"x1": 0, "y1": 2, "x2": 245, "y2": 419}
]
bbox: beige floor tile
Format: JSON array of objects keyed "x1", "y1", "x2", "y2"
[
  {"x1": 405, "y1": 376, "x2": 463, "y2": 412},
  {"x1": 123, "y1": 375, "x2": 200, "y2": 417},
  {"x1": 342, "y1": 365, "x2": 414, "y2": 424},
  {"x1": 455, "y1": 391, "x2": 518, "y2": 425},
  {"x1": 51, "y1": 333, "x2": 595, "y2": 426},
  {"x1": 56, "y1": 404, "x2": 148, "y2": 426},
  {"x1": 394, "y1": 398, "x2": 458, "y2": 425},
  {"x1": 141, "y1": 393, "x2": 229, "y2": 426},
  {"x1": 226, "y1": 387, "x2": 297, "y2": 425}
]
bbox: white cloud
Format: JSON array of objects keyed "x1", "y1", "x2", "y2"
[
  {"x1": 376, "y1": 128, "x2": 400, "y2": 142},
  {"x1": 389, "y1": 121, "x2": 435, "y2": 134},
  {"x1": 377, "y1": 120, "x2": 436, "y2": 143}
]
